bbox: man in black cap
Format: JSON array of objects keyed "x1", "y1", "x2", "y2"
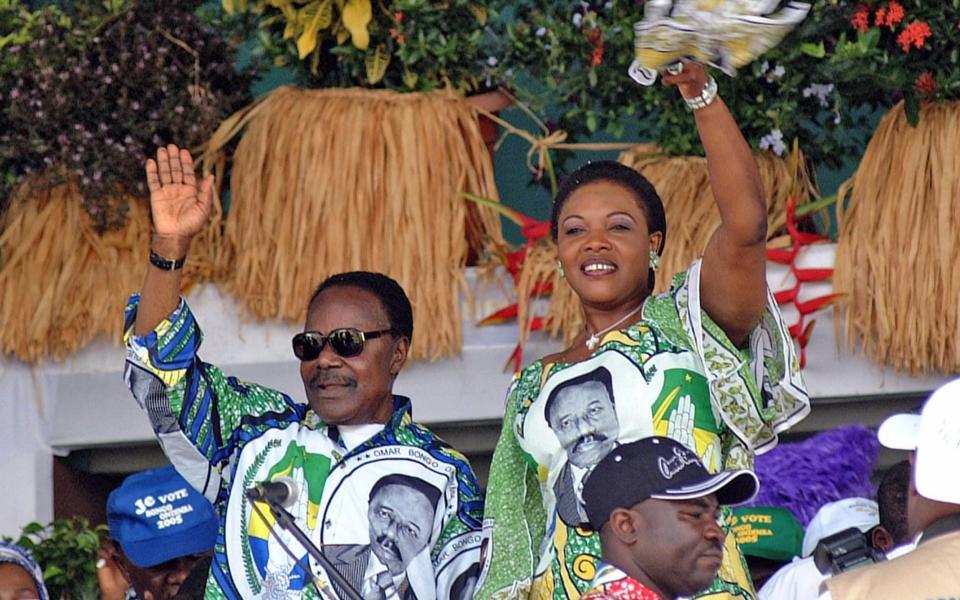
[{"x1": 580, "y1": 437, "x2": 759, "y2": 600}]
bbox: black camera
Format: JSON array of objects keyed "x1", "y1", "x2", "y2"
[{"x1": 813, "y1": 527, "x2": 886, "y2": 575}]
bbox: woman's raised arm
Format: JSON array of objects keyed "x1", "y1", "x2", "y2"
[{"x1": 664, "y1": 62, "x2": 768, "y2": 346}]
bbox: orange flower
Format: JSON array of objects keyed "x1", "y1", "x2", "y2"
[
  {"x1": 897, "y1": 21, "x2": 932, "y2": 52},
  {"x1": 885, "y1": 1, "x2": 904, "y2": 26},
  {"x1": 591, "y1": 45, "x2": 604, "y2": 66},
  {"x1": 874, "y1": 7, "x2": 887, "y2": 27},
  {"x1": 394, "y1": 11, "x2": 404, "y2": 22},
  {"x1": 914, "y1": 71, "x2": 937, "y2": 96},
  {"x1": 389, "y1": 27, "x2": 405, "y2": 45},
  {"x1": 851, "y1": 4, "x2": 870, "y2": 33}
]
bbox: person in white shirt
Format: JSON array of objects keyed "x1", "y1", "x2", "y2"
[{"x1": 822, "y1": 379, "x2": 960, "y2": 600}]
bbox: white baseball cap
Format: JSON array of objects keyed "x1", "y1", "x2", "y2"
[
  {"x1": 877, "y1": 378, "x2": 960, "y2": 504},
  {"x1": 801, "y1": 497, "x2": 879, "y2": 557}
]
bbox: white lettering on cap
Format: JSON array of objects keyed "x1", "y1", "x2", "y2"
[{"x1": 658, "y1": 447, "x2": 698, "y2": 479}]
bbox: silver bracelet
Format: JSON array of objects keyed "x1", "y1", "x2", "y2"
[{"x1": 683, "y1": 76, "x2": 719, "y2": 111}]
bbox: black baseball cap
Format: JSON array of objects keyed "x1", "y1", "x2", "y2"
[{"x1": 583, "y1": 437, "x2": 759, "y2": 530}]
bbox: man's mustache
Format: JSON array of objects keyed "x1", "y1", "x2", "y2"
[
  {"x1": 572, "y1": 432, "x2": 609, "y2": 453},
  {"x1": 309, "y1": 371, "x2": 356, "y2": 389},
  {"x1": 375, "y1": 534, "x2": 401, "y2": 560}
]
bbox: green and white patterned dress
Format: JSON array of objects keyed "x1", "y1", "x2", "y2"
[{"x1": 475, "y1": 260, "x2": 809, "y2": 600}]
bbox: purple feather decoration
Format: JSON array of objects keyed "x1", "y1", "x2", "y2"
[{"x1": 748, "y1": 425, "x2": 880, "y2": 526}]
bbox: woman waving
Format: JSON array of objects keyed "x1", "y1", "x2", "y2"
[{"x1": 476, "y1": 61, "x2": 808, "y2": 600}]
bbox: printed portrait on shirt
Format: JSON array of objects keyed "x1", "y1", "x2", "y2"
[
  {"x1": 226, "y1": 433, "x2": 479, "y2": 600},
  {"x1": 325, "y1": 473, "x2": 442, "y2": 600},
  {"x1": 319, "y1": 447, "x2": 478, "y2": 600}
]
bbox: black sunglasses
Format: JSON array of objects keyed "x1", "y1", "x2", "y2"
[{"x1": 292, "y1": 328, "x2": 397, "y2": 360}]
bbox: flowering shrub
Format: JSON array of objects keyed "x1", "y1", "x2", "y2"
[
  {"x1": 226, "y1": 0, "x2": 499, "y2": 92},
  {"x1": 492, "y1": 0, "x2": 959, "y2": 171},
  {"x1": 493, "y1": 1, "x2": 869, "y2": 171},
  {"x1": 0, "y1": 1, "x2": 256, "y2": 230},
  {"x1": 822, "y1": 0, "x2": 960, "y2": 124}
]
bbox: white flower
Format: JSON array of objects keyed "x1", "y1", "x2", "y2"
[
  {"x1": 487, "y1": 56, "x2": 498, "y2": 67},
  {"x1": 764, "y1": 63, "x2": 785, "y2": 82},
  {"x1": 536, "y1": 26, "x2": 547, "y2": 37},
  {"x1": 572, "y1": 13, "x2": 583, "y2": 27},
  {"x1": 803, "y1": 83, "x2": 835, "y2": 108},
  {"x1": 759, "y1": 129, "x2": 786, "y2": 156}
]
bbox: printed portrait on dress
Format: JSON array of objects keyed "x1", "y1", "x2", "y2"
[{"x1": 544, "y1": 366, "x2": 620, "y2": 526}]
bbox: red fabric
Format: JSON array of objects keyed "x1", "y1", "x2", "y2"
[{"x1": 581, "y1": 573, "x2": 663, "y2": 600}]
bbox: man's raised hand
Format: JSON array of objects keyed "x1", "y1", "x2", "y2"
[{"x1": 145, "y1": 144, "x2": 214, "y2": 241}]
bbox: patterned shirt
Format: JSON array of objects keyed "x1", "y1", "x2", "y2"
[
  {"x1": 475, "y1": 261, "x2": 809, "y2": 600},
  {"x1": 580, "y1": 564, "x2": 662, "y2": 600},
  {"x1": 123, "y1": 296, "x2": 483, "y2": 600}
]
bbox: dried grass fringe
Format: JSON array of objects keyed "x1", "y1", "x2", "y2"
[
  {"x1": 0, "y1": 179, "x2": 226, "y2": 362},
  {"x1": 834, "y1": 101, "x2": 960, "y2": 374},
  {"x1": 200, "y1": 86, "x2": 504, "y2": 361},
  {"x1": 517, "y1": 147, "x2": 812, "y2": 347}
]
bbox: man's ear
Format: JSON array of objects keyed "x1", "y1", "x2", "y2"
[
  {"x1": 608, "y1": 507, "x2": 643, "y2": 545},
  {"x1": 390, "y1": 336, "x2": 410, "y2": 376},
  {"x1": 871, "y1": 526, "x2": 894, "y2": 552}
]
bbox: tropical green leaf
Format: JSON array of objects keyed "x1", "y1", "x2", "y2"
[{"x1": 800, "y1": 42, "x2": 825, "y2": 58}]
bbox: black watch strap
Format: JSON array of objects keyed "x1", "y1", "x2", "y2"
[{"x1": 149, "y1": 250, "x2": 186, "y2": 271}]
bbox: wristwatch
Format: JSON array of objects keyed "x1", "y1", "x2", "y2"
[
  {"x1": 684, "y1": 76, "x2": 719, "y2": 111},
  {"x1": 149, "y1": 250, "x2": 186, "y2": 271}
]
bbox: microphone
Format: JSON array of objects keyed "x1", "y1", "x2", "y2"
[{"x1": 246, "y1": 477, "x2": 298, "y2": 508}]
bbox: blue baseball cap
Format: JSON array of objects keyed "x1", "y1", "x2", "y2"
[{"x1": 107, "y1": 465, "x2": 218, "y2": 568}]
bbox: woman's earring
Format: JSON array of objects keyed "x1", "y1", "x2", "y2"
[
  {"x1": 557, "y1": 260, "x2": 565, "y2": 278},
  {"x1": 648, "y1": 250, "x2": 660, "y2": 272}
]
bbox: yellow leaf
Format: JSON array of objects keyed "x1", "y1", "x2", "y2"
[
  {"x1": 365, "y1": 44, "x2": 390, "y2": 85},
  {"x1": 402, "y1": 67, "x2": 419, "y2": 89},
  {"x1": 296, "y1": 0, "x2": 332, "y2": 58},
  {"x1": 311, "y1": 46, "x2": 322, "y2": 75},
  {"x1": 342, "y1": 0, "x2": 372, "y2": 50},
  {"x1": 222, "y1": 0, "x2": 236, "y2": 15},
  {"x1": 316, "y1": 0, "x2": 333, "y2": 28},
  {"x1": 336, "y1": 26, "x2": 350, "y2": 45},
  {"x1": 279, "y1": 3, "x2": 297, "y2": 22},
  {"x1": 468, "y1": 3, "x2": 487, "y2": 26}
]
